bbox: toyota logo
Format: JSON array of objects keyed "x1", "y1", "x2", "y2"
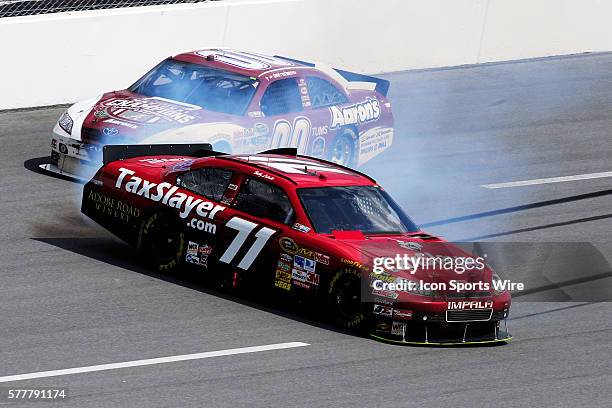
[{"x1": 103, "y1": 127, "x2": 119, "y2": 136}]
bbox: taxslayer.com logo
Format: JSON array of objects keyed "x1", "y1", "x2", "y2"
[
  {"x1": 330, "y1": 98, "x2": 381, "y2": 129},
  {"x1": 115, "y1": 168, "x2": 225, "y2": 220}
]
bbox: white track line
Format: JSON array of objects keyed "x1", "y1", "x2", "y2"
[
  {"x1": 0, "y1": 342, "x2": 309, "y2": 383},
  {"x1": 481, "y1": 171, "x2": 612, "y2": 189}
]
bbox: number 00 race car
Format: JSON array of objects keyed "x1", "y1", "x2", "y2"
[
  {"x1": 81, "y1": 145, "x2": 511, "y2": 345},
  {"x1": 45, "y1": 48, "x2": 393, "y2": 180}
]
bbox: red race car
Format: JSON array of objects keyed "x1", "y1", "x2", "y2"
[
  {"x1": 45, "y1": 48, "x2": 393, "y2": 180},
  {"x1": 81, "y1": 145, "x2": 511, "y2": 345}
]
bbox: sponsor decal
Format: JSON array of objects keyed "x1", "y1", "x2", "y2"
[
  {"x1": 275, "y1": 269, "x2": 292, "y2": 283},
  {"x1": 330, "y1": 98, "x2": 381, "y2": 129},
  {"x1": 274, "y1": 280, "x2": 291, "y2": 290},
  {"x1": 169, "y1": 160, "x2": 193, "y2": 173},
  {"x1": 186, "y1": 241, "x2": 212, "y2": 268},
  {"x1": 396, "y1": 240, "x2": 423, "y2": 251},
  {"x1": 447, "y1": 301, "x2": 493, "y2": 310},
  {"x1": 311, "y1": 126, "x2": 328, "y2": 137},
  {"x1": 104, "y1": 118, "x2": 138, "y2": 129},
  {"x1": 291, "y1": 223, "x2": 311, "y2": 233},
  {"x1": 263, "y1": 70, "x2": 298, "y2": 82},
  {"x1": 103, "y1": 127, "x2": 119, "y2": 136},
  {"x1": 235, "y1": 124, "x2": 271, "y2": 147},
  {"x1": 292, "y1": 280, "x2": 311, "y2": 289},
  {"x1": 391, "y1": 321, "x2": 406, "y2": 336},
  {"x1": 228, "y1": 183, "x2": 238, "y2": 191},
  {"x1": 297, "y1": 247, "x2": 314, "y2": 258},
  {"x1": 280, "y1": 253, "x2": 293, "y2": 262},
  {"x1": 248, "y1": 111, "x2": 264, "y2": 118},
  {"x1": 101, "y1": 97, "x2": 200, "y2": 125},
  {"x1": 115, "y1": 168, "x2": 225, "y2": 220},
  {"x1": 393, "y1": 309, "x2": 413, "y2": 320},
  {"x1": 371, "y1": 288, "x2": 399, "y2": 300},
  {"x1": 88, "y1": 190, "x2": 140, "y2": 222},
  {"x1": 277, "y1": 260, "x2": 291, "y2": 272},
  {"x1": 314, "y1": 252, "x2": 330, "y2": 265},
  {"x1": 358, "y1": 127, "x2": 393, "y2": 165},
  {"x1": 291, "y1": 268, "x2": 320, "y2": 286},
  {"x1": 373, "y1": 304, "x2": 393, "y2": 317},
  {"x1": 138, "y1": 158, "x2": 191, "y2": 165},
  {"x1": 298, "y1": 78, "x2": 311, "y2": 108},
  {"x1": 188, "y1": 218, "x2": 217, "y2": 234},
  {"x1": 311, "y1": 136, "x2": 325, "y2": 157},
  {"x1": 294, "y1": 255, "x2": 316, "y2": 273},
  {"x1": 370, "y1": 273, "x2": 396, "y2": 286},
  {"x1": 341, "y1": 258, "x2": 366, "y2": 270},
  {"x1": 376, "y1": 322, "x2": 391, "y2": 332},
  {"x1": 279, "y1": 237, "x2": 298, "y2": 255}
]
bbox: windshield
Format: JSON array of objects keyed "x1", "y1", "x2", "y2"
[
  {"x1": 129, "y1": 59, "x2": 258, "y2": 115},
  {"x1": 298, "y1": 186, "x2": 419, "y2": 234}
]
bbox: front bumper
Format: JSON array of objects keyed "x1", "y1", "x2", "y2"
[
  {"x1": 371, "y1": 319, "x2": 511, "y2": 345},
  {"x1": 369, "y1": 302, "x2": 511, "y2": 345},
  {"x1": 42, "y1": 134, "x2": 102, "y2": 181}
]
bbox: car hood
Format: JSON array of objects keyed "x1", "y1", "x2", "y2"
[
  {"x1": 80, "y1": 91, "x2": 235, "y2": 144},
  {"x1": 337, "y1": 233, "x2": 493, "y2": 285}
]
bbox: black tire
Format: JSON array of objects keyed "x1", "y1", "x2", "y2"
[
  {"x1": 137, "y1": 213, "x2": 185, "y2": 273},
  {"x1": 328, "y1": 128, "x2": 357, "y2": 167},
  {"x1": 327, "y1": 268, "x2": 369, "y2": 331}
]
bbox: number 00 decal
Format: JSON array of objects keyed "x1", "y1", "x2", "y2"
[
  {"x1": 270, "y1": 117, "x2": 311, "y2": 153},
  {"x1": 219, "y1": 217, "x2": 276, "y2": 270}
]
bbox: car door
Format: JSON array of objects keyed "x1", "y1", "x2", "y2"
[
  {"x1": 175, "y1": 165, "x2": 237, "y2": 271},
  {"x1": 218, "y1": 175, "x2": 298, "y2": 289}
]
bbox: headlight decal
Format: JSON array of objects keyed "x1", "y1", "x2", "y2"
[{"x1": 58, "y1": 111, "x2": 74, "y2": 135}]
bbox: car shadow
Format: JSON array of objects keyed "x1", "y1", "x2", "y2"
[
  {"x1": 24, "y1": 156, "x2": 84, "y2": 183},
  {"x1": 31, "y1": 236, "x2": 357, "y2": 339}
]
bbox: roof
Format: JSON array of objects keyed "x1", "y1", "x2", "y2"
[
  {"x1": 214, "y1": 154, "x2": 376, "y2": 187},
  {"x1": 173, "y1": 48, "x2": 307, "y2": 77}
]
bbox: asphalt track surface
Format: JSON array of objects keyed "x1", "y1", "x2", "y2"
[{"x1": 1, "y1": 53, "x2": 612, "y2": 407}]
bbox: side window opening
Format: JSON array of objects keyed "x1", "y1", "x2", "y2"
[
  {"x1": 177, "y1": 167, "x2": 233, "y2": 202},
  {"x1": 260, "y1": 78, "x2": 303, "y2": 116},
  {"x1": 233, "y1": 178, "x2": 295, "y2": 225},
  {"x1": 306, "y1": 77, "x2": 348, "y2": 108}
]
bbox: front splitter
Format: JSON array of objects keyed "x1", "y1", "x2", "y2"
[{"x1": 369, "y1": 333, "x2": 512, "y2": 346}]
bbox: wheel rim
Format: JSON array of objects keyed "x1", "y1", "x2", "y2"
[
  {"x1": 149, "y1": 219, "x2": 182, "y2": 262},
  {"x1": 330, "y1": 136, "x2": 353, "y2": 166}
]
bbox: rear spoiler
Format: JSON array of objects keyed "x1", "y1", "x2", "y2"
[
  {"x1": 103, "y1": 143, "x2": 214, "y2": 165},
  {"x1": 274, "y1": 55, "x2": 390, "y2": 97}
]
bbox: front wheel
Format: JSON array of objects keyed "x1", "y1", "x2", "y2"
[
  {"x1": 328, "y1": 128, "x2": 357, "y2": 167},
  {"x1": 137, "y1": 213, "x2": 185, "y2": 273},
  {"x1": 327, "y1": 268, "x2": 369, "y2": 331}
]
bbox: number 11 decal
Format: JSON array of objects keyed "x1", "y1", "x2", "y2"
[{"x1": 219, "y1": 217, "x2": 276, "y2": 270}]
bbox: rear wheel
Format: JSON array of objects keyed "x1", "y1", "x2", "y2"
[
  {"x1": 327, "y1": 268, "x2": 369, "y2": 330},
  {"x1": 138, "y1": 213, "x2": 185, "y2": 273},
  {"x1": 328, "y1": 128, "x2": 357, "y2": 167}
]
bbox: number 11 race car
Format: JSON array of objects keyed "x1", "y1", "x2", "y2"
[
  {"x1": 81, "y1": 145, "x2": 511, "y2": 345},
  {"x1": 45, "y1": 48, "x2": 393, "y2": 180}
]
